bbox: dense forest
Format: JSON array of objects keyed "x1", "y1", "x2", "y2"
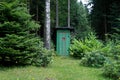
[
  {"x1": 19, "y1": 0, "x2": 120, "y2": 41},
  {"x1": 1, "y1": 0, "x2": 120, "y2": 42},
  {"x1": 91, "y1": 0, "x2": 120, "y2": 40},
  {"x1": 0, "y1": 0, "x2": 120, "y2": 80}
]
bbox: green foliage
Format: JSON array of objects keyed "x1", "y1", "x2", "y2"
[
  {"x1": 0, "y1": 1, "x2": 52, "y2": 66},
  {"x1": 70, "y1": 33, "x2": 116, "y2": 67},
  {"x1": 91, "y1": 0, "x2": 120, "y2": 39},
  {"x1": 109, "y1": 18, "x2": 120, "y2": 41},
  {"x1": 73, "y1": 1, "x2": 92, "y2": 39},
  {"x1": 70, "y1": 33, "x2": 104, "y2": 59},
  {"x1": 103, "y1": 60, "x2": 120, "y2": 80},
  {"x1": 50, "y1": 0, "x2": 92, "y2": 40},
  {"x1": 101, "y1": 40, "x2": 114, "y2": 55},
  {"x1": 32, "y1": 49, "x2": 53, "y2": 67},
  {"x1": 81, "y1": 51, "x2": 107, "y2": 67},
  {"x1": 70, "y1": 39, "x2": 86, "y2": 59},
  {"x1": 79, "y1": 36, "x2": 120, "y2": 79},
  {"x1": 109, "y1": 2, "x2": 120, "y2": 30},
  {"x1": 0, "y1": 57, "x2": 110, "y2": 80},
  {"x1": 103, "y1": 41, "x2": 120, "y2": 80}
]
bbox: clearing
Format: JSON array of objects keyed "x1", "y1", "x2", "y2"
[{"x1": 0, "y1": 56, "x2": 111, "y2": 80}]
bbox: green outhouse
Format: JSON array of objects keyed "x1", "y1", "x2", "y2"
[{"x1": 56, "y1": 27, "x2": 73, "y2": 56}]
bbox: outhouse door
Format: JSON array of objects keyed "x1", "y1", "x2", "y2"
[{"x1": 56, "y1": 30, "x2": 70, "y2": 56}]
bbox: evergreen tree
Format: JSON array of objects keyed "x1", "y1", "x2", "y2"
[
  {"x1": 51, "y1": 0, "x2": 92, "y2": 39},
  {"x1": 0, "y1": 1, "x2": 51, "y2": 66},
  {"x1": 109, "y1": 1, "x2": 120, "y2": 40},
  {"x1": 91, "y1": 0, "x2": 120, "y2": 39},
  {"x1": 29, "y1": 0, "x2": 45, "y2": 37},
  {"x1": 71, "y1": 1, "x2": 92, "y2": 39}
]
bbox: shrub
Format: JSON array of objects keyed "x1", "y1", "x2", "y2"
[
  {"x1": 69, "y1": 39, "x2": 86, "y2": 59},
  {"x1": 101, "y1": 40, "x2": 114, "y2": 55},
  {"x1": 81, "y1": 51, "x2": 107, "y2": 67},
  {"x1": 32, "y1": 49, "x2": 53, "y2": 67},
  {"x1": 103, "y1": 60, "x2": 120, "y2": 80},
  {"x1": 70, "y1": 33, "x2": 115, "y2": 68},
  {"x1": 70, "y1": 32, "x2": 104, "y2": 59},
  {"x1": 0, "y1": 1, "x2": 52, "y2": 67},
  {"x1": 103, "y1": 40, "x2": 120, "y2": 80}
]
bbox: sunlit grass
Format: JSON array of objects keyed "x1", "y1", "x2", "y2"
[{"x1": 0, "y1": 56, "x2": 111, "y2": 80}]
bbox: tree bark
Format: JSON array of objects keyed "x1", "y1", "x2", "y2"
[
  {"x1": 36, "y1": 2, "x2": 39, "y2": 21},
  {"x1": 44, "y1": 0, "x2": 51, "y2": 49},
  {"x1": 56, "y1": 0, "x2": 59, "y2": 28},
  {"x1": 68, "y1": 0, "x2": 70, "y2": 27},
  {"x1": 26, "y1": 0, "x2": 30, "y2": 12}
]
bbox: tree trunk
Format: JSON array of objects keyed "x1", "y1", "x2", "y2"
[
  {"x1": 36, "y1": 3, "x2": 39, "y2": 21},
  {"x1": 68, "y1": 0, "x2": 70, "y2": 27},
  {"x1": 56, "y1": 0, "x2": 59, "y2": 28},
  {"x1": 26, "y1": 0, "x2": 30, "y2": 12},
  {"x1": 44, "y1": 0, "x2": 51, "y2": 49}
]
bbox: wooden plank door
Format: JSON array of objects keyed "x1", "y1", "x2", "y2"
[{"x1": 57, "y1": 30, "x2": 70, "y2": 56}]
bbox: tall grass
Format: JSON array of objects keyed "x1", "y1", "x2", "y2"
[{"x1": 0, "y1": 56, "x2": 111, "y2": 80}]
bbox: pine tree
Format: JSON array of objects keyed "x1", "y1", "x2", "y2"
[
  {"x1": 0, "y1": 1, "x2": 51, "y2": 66},
  {"x1": 91, "y1": 0, "x2": 120, "y2": 39},
  {"x1": 109, "y1": 1, "x2": 120, "y2": 40},
  {"x1": 71, "y1": 1, "x2": 92, "y2": 39}
]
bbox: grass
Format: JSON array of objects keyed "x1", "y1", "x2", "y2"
[{"x1": 0, "y1": 56, "x2": 111, "y2": 80}]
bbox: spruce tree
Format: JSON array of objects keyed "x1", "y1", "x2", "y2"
[
  {"x1": 71, "y1": 1, "x2": 92, "y2": 39},
  {"x1": 0, "y1": 1, "x2": 51, "y2": 66}
]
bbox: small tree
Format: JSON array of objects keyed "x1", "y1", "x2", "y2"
[{"x1": 0, "y1": 1, "x2": 52, "y2": 66}]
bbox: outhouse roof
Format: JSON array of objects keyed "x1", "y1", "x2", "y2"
[{"x1": 56, "y1": 27, "x2": 74, "y2": 31}]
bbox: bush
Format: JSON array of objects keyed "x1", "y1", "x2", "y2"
[
  {"x1": 70, "y1": 33, "x2": 104, "y2": 59},
  {"x1": 0, "y1": 1, "x2": 52, "y2": 67},
  {"x1": 103, "y1": 42, "x2": 120, "y2": 80},
  {"x1": 81, "y1": 51, "x2": 107, "y2": 67},
  {"x1": 32, "y1": 49, "x2": 53, "y2": 67},
  {"x1": 103, "y1": 60, "x2": 120, "y2": 80},
  {"x1": 70, "y1": 33, "x2": 115, "y2": 68},
  {"x1": 101, "y1": 40, "x2": 114, "y2": 55},
  {"x1": 69, "y1": 39, "x2": 86, "y2": 59}
]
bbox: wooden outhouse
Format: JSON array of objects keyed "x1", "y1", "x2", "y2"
[{"x1": 56, "y1": 27, "x2": 73, "y2": 56}]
